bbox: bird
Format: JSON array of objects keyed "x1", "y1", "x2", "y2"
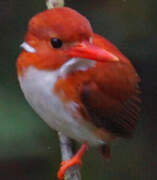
[{"x1": 17, "y1": 7, "x2": 141, "y2": 180}]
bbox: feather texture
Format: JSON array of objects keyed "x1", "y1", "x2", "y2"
[{"x1": 54, "y1": 33, "x2": 141, "y2": 139}]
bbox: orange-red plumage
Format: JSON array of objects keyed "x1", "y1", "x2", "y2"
[
  {"x1": 17, "y1": 8, "x2": 92, "y2": 75},
  {"x1": 54, "y1": 54, "x2": 140, "y2": 138},
  {"x1": 17, "y1": 7, "x2": 141, "y2": 179},
  {"x1": 28, "y1": 8, "x2": 92, "y2": 41}
]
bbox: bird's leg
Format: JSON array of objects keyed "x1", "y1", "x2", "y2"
[{"x1": 57, "y1": 143, "x2": 88, "y2": 180}]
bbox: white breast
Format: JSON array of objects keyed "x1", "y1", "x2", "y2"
[{"x1": 18, "y1": 66, "x2": 104, "y2": 146}]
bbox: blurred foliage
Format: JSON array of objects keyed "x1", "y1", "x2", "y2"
[{"x1": 0, "y1": 0, "x2": 156, "y2": 179}]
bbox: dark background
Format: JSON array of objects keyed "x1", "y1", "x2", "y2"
[{"x1": 0, "y1": 0, "x2": 156, "y2": 179}]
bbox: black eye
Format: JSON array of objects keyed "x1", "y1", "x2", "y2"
[{"x1": 50, "y1": 38, "x2": 63, "y2": 48}]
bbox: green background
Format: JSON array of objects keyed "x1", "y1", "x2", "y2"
[{"x1": 0, "y1": 0, "x2": 156, "y2": 179}]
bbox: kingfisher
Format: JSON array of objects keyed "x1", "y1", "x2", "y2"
[{"x1": 17, "y1": 7, "x2": 141, "y2": 179}]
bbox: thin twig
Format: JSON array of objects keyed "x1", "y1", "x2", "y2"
[
  {"x1": 58, "y1": 133, "x2": 82, "y2": 180},
  {"x1": 46, "y1": 0, "x2": 64, "y2": 9},
  {"x1": 45, "y1": 1, "x2": 82, "y2": 180}
]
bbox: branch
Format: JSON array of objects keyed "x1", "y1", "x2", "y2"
[
  {"x1": 45, "y1": 2, "x2": 82, "y2": 180},
  {"x1": 46, "y1": 0, "x2": 64, "y2": 9},
  {"x1": 58, "y1": 133, "x2": 81, "y2": 180}
]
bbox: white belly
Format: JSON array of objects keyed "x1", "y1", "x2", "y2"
[{"x1": 18, "y1": 66, "x2": 104, "y2": 146}]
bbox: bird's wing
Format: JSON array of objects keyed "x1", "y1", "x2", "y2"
[
  {"x1": 80, "y1": 33, "x2": 141, "y2": 138},
  {"x1": 80, "y1": 80, "x2": 141, "y2": 138},
  {"x1": 54, "y1": 33, "x2": 141, "y2": 139}
]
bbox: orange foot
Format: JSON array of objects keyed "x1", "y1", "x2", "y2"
[{"x1": 57, "y1": 143, "x2": 88, "y2": 180}]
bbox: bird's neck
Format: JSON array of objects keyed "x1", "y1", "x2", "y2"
[{"x1": 59, "y1": 57, "x2": 96, "y2": 78}]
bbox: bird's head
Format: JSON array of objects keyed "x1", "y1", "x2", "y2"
[{"x1": 17, "y1": 7, "x2": 119, "y2": 76}]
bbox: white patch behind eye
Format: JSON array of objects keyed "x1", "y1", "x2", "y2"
[{"x1": 20, "y1": 42, "x2": 36, "y2": 53}]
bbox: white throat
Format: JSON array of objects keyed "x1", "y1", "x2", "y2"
[
  {"x1": 19, "y1": 66, "x2": 103, "y2": 145},
  {"x1": 18, "y1": 55, "x2": 102, "y2": 145}
]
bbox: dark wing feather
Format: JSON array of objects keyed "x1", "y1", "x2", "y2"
[
  {"x1": 79, "y1": 33, "x2": 141, "y2": 138},
  {"x1": 80, "y1": 75, "x2": 141, "y2": 138}
]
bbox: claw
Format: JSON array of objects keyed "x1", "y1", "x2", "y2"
[{"x1": 57, "y1": 143, "x2": 88, "y2": 179}]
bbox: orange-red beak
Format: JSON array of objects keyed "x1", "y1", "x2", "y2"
[{"x1": 68, "y1": 41, "x2": 119, "y2": 62}]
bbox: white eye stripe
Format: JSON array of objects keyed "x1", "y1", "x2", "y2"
[{"x1": 20, "y1": 42, "x2": 36, "y2": 53}]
